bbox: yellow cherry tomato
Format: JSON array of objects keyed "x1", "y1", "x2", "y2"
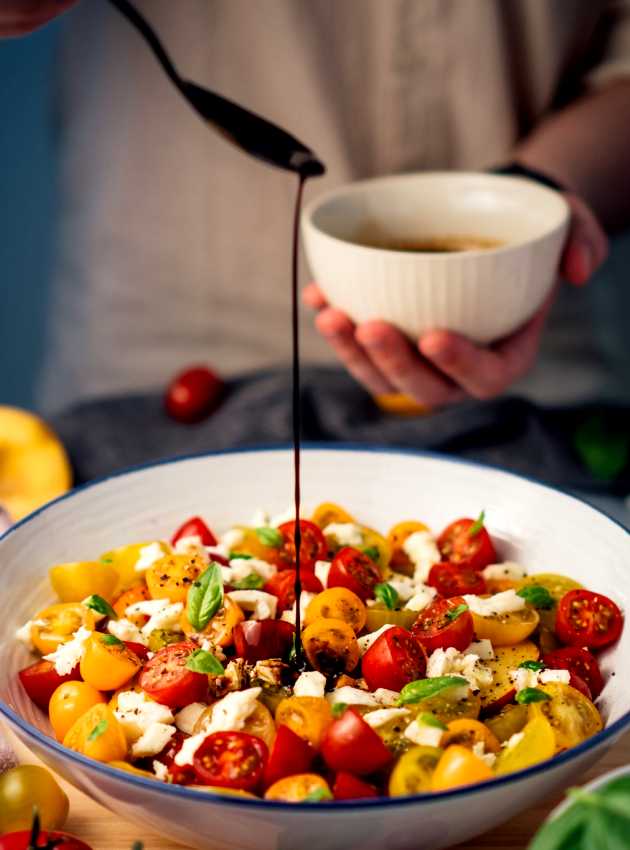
[
  {"x1": 388, "y1": 746, "x2": 443, "y2": 796},
  {"x1": 485, "y1": 703, "x2": 530, "y2": 743},
  {"x1": 108, "y1": 760, "x2": 155, "y2": 779},
  {"x1": 359, "y1": 526, "x2": 391, "y2": 570},
  {"x1": 0, "y1": 765, "x2": 69, "y2": 833},
  {"x1": 387, "y1": 521, "x2": 430, "y2": 574},
  {"x1": 529, "y1": 682, "x2": 603, "y2": 752},
  {"x1": 146, "y1": 552, "x2": 205, "y2": 603},
  {"x1": 265, "y1": 773, "x2": 331, "y2": 802},
  {"x1": 275, "y1": 696, "x2": 333, "y2": 749},
  {"x1": 63, "y1": 704, "x2": 127, "y2": 762},
  {"x1": 478, "y1": 641, "x2": 539, "y2": 712},
  {"x1": 101, "y1": 541, "x2": 168, "y2": 593},
  {"x1": 304, "y1": 587, "x2": 367, "y2": 632},
  {"x1": 311, "y1": 502, "x2": 356, "y2": 529},
  {"x1": 181, "y1": 595, "x2": 245, "y2": 645},
  {"x1": 365, "y1": 605, "x2": 419, "y2": 632},
  {"x1": 302, "y1": 617, "x2": 360, "y2": 675},
  {"x1": 193, "y1": 700, "x2": 276, "y2": 749},
  {"x1": 49, "y1": 560, "x2": 118, "y2": 604},
  {"x1": 49, "y1": 681, "x2": 106, "y2": 741},
  {"x1": 471, "y1": 605, "x2": 539, "y2": 646},
  {"x1": 80, "y1": 633, "x2": 142, "y2": 691},
  {"x1": 495, "y1": 715, "x2": 555, "y2": 775},
  {"x1": 440, "y1": 719, "x2": 501, "y2": 754},
  {"x1": 112, "y1": 582, "x2": 150, "y2": 623},
  {"x1": 432, "y1": 745, "x2": 493, "y2": 791},
  {"x1": 485, "y1": 577, "x2": 520, "y2": 594},
  {"x1": 410, "y1": 691, "x2": 481, "y2": 726},
  {"x1": 228, "y1": 528, "x2": 278, "y2": 562},
  {"x1": 519, "y1": 573, "x2": 583, "y2": 631},
  {"x1": 30, "y1": 603, "x2": 96, "y2": 655}
]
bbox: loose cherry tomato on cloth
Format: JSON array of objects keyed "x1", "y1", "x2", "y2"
[
  {"x1": 555, "y1": 589, "x2": 623, "y2": 650},
  {"x1": 332, "y1": 772, "x2": 379, "y2": 800},
  {"x1": 171, "y1": 516, "x2": 217, "y2": 547},
  {"x1": 542, "y1": 647, "x2": 604, "y2": 698},
  {"x1": 18, "y1": 660, "x2": 81, "y2": 710},
  {"x1": 328, "y1": 547, "x2": 381, "y2": 601},
  {"x1": 0, "y1": 832, "x2": 92, "y2": 850},
  {"x1": 164, "y1": 365, "x2": 224, "y2": 423},
  {"x1": 264, "y1": 570, "x2": 323, "y2": 613},
  {"x1": 411, "y1": 596, "x2": 474, "y2": 654},
  {"x1": 263, "y1": 724, "x2": 314, "y2": 788},
  {"x1": 427, "y1": 563, "x2": 487, "y2": 597},
  {"x1": 321, "y1": 708, "x2": 392, "y2": 775},
  {"x1": 233, "y1": 619, "x2": 295, "y2": 663},
  {"x1": 139, "y1": 641, "x2": 208, "y2": 708},
  {"x1": 361, "y1": 626, "x2": 426, "y2": 692},
  {"x1": 437, "y1": 517, "x2": 496, "y2": 572},
  {"x1": 0, "y1": 766, "x2": 69, "y2": 834},
  {"x1": 193, "y1": 731, "x2": 268, "y2": 791},
  {"x1": 273, "y1": 520, "x2": 327, "y2": 571}
]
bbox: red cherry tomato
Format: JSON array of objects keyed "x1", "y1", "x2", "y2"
[
  {"x1": 124, "y1": 640, "x2": 150, "y2": 661},
  {"x1": 321, "y1": 708, "x2": 392, "y2": 775},
  {"x1": 566, "y1": 673, "x2": 592, "y2": 700},
  {"x1": 151, "y1": 729, "x2": 196, "y2": 785},
  {"x1": 193, "y1": 731, "x2": 268, "y2": 790},
  {"x1": 263, "y1": 724, "x2": 315, "y2": 788},
  {"x1": 0, "y1": 832, "x2": 92, "y2": 850},
  {"x1": 273, "y1": 520, "x2": 328, "y2": 571},
  {"x1": 411, "y1": 596, "x2": 474, "y2": 654},
  {"x1": 427, "y1": 562, "x2": 487, "y2": 598},
  {"x1": 139, "y1": 641, "x2": 208, "y2": 708},
  {"x1": 18, "y1": 660, "x2": 81, "y2": 710},
  {"x1": 332, "y1": 771, "x2": 379, "y2": 800},
  {"x1": 437, "y1": 517, "x2": 496, "y2": 571},
  {"x1": 263, "y1": 570, "x2": 323, "y2": 613},
  {"x1": 543, "y1": 647, "x2": 605, "y2": 698},
  {"x1": 164, "y1": 366, "x2": 223, "y2": 424},
  {"x1": 328, "y1": 547, "x2": 381, "y2": 601},
  {"x1": 555, "y1": 589, "x2": 623, "y2": 650},
  {"x1": 233, "y1": 619, "x2": 295, "y2": 663},
  {"x1": 361, "y1": 626, "x2": 427, "y2": 692},
  {"x1": 171, "y1": 516, "x2": 218, "y2": 547}
]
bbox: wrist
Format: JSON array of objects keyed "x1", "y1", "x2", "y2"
[{"x1": 490, "y1": 161, "x2": 567, "y2": 193}]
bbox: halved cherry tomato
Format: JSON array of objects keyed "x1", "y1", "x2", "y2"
[
  {"x1": 264, "y1": 570, "x2": 323, "y2": 613},
  {"x1": 182, "y1": 596, "x2": 244, "y2": 646},
  {"x1": 361, "y1": 626, "x2": 427, "y2": 692},
  {"x1": 565, "y1": 673, "x2": 592, "y2": 700},
  {"x1": 264, "y1": 773, "x2": 332, "y2": 802},
  {"x1": 80, "y1": 634, "x2": 142, "y2": 691},
  {"x1": 411, "y1": 596, "x2": 474, "y2": 653},
  {"x1": 18, "y1": 660, "x2": 81, "y2": 711},
  {"x1": 332, "y1": 772, "x2": 378, "y2": 800},
  {"x1": 49, "y1": 561, "x2": 118, "y2": 604},
  {"x1": 311, "y1": 502, "x2": 356, "y2": 529},
  {"x1": 427, "y1": 563, "x2": 487, "y2": 597},
  {"x1": 273, "y1": 520, "x2": 328, "y2": 571},
  {"x1": 164, "y1": 365, "x2": 223, "y2": 423},
  {"x1": 387, "y1": 521, "x2": 430, "y2": 574},
  {"x1": 470, "y1": 605, "x2": 539, "y2": 647},
  {"x1": 542, "y1": 647, "x2": 604, "y2": 699},
  {"x1": 63, "y1": 704, "x2": 127, "y2": 762},
  {"x1": 388, "y1": 745, "x2": 443, "y2": 796},
  {"x1": 328, "y1": 547, "x2": 381, "y2": 601},
  {"x1": 321, "y1": 708, "x2": 392, "y2": 775},
  {"x1": 193, "y1": 731, "x2": 268, "y2": 791},
  {"x1": 145, "y1": 553, "x2": 205, "y2": 603},
  {"x1": 555, "y1": 589, "x2": 623, "y2": 650},
  {"x1": 302, "y1": 618, "x2": 360, "y2": 675},
  {"x1": 112, "y1": 583, "x2": 150, "y2": 622},
  {"x1": 529, "y1": 682, "x2": 603, "y2": 752},
  {"x1": 437, "y1": 517, "x2": 496, "y2": 572},
  {"x1": 139, "y1": 641, "x2": 208, "y2": 708},
  {"x1": 233, "y1": 619, "x2": 295, "y2": 663},
  {"x1": 432, "y1": 745, "x2": 493, "y2": 791},
  {"x1": 0, "y1": 832, "x2": 91, "y2": 850},
  {"x1": 495, "y1": 715, "x2": 555, "y2": 775},
  {"x1": 275, "y1": 697, "x2": 333, "y2": 749},
  {"x1": 263, "y1": 724, "x2": 314, "y2": 788},
  {"x1": 30, "y1": 604, "x2": 96, "y2": 656},
  {"x1": 124, "y1": 640, "x2": 150, "y2": 661},
  {"x1": 440, "y1": 719, "x2": 500, "y2": 754},
  {"x1": 153, "y1": 730, "x2": 195, "y2": 785},
  {"x1": 171, "y1": 516, "x2": 217, "y2": 547},
  {"x1": 478, "y1": 641, "x2": 539, "y2": 714},
  {"x1": 304, "y1": 587, "x2": 366, "y2": 632},
  {"x1": 49, "y1": 681, "x2": 106, "y2": 741}
]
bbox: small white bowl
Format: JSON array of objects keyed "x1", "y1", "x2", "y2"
[
  {"x1": 302, "y1": 172, "x2": 570, "y2": 343},
  {"x1": 0, "y1": 447, "x2": 628, "y2": 850}
]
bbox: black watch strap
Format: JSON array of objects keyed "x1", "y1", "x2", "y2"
[{"x1": 490, "y1": 162, "x2": 566, "y2": 193}]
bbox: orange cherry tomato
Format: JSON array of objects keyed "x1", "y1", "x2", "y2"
[
  {"x1": 79, "y1": 634, "x2": 142, "y2": 691},
  {"x1": 49, "y1": 681, "x2": 106, "y2": 741},
  {"x1": 432, "y1": 745, "x2": 493, "y2": 791},
  {"x1": 440, "y1": 719, "x2": 500, "y2": 754}
]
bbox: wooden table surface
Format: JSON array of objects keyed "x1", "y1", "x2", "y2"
[{"x1": 31, "y1": 731, "x2": 625, "y2": 850}]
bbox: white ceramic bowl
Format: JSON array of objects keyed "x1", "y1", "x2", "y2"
[
  {"x1": 0, "y1": 447, "x2": 628, "y2": 850},
  {"x1": 302, "y1": 172, "x2": 570, "y2": 343}
]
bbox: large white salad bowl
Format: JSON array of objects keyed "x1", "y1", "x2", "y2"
[{"x1": 0, "y1": 446, "x2": 628, "y2": 850}]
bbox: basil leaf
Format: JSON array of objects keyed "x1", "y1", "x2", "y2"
[
  {"x1": 446, "y1": 603, "x2": 469, "y2": 622},
  {"x1": 87, "y1": 719, "x2": 108, "y2": 741},
  {"x1": 100, "y1": 634, "x2": 123, "y2": 646},
  {"x1": 519, "y1": 660, "x2": 545, "y2": 671},
  {"x1": 398, "y1": 676, "x2": 468, "y2": 705},
  {"x1": 362, "y1": 546, "x2": 380, "y2": 562},
  {"x1": 529, "y1": 800, "x2": 587, "y2": 850},
  {"x1": 131, "y1": 843, "x2": 145, "y2": 850},
  {"x1": 516, "y1": 687, "x2": 551, "y2": 705},
  {"x1": 517, "y1": 585, "x2": 555, "y2": 610},
  {"x1": 419, "y1": 713, "x2": 447, "y2": 730},
  {"x1": 304, "y1": 787, "x2": 333, "y2": 802},
  {"x1": 186, "y1": 649, "x2": 225, "y2": 676},
  {"x1": 255, "y1": 527, "x2": 284, "y2": 548},
  {"x1": 83, "y1": 594, "x2": 118, "y2": 620},
  {"x1": 331, "y1": 702, "x2": 347, "y2": 718},
  {"x1": 374, "y1": 582, "x2": 399, "y2": 610},
  {"x1": 187, "y1": 562, "x2": 224, "y2": 632},
  {"x1": 468, "y1": 510, "x2": 486, "y2": 538},
  {"x1": 100, "y1": 557, "x2": 114, "y2": 564},
  {"x1": 231, "y1": 573, "x2": 265, "y2": 590},
  {"x1": 229, "y1": 551, "x2": 253, "y2": 560}
]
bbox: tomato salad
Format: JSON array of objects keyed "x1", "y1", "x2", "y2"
[{"x1": 15, "y1": 506, "x2": 623, "y2": 801}]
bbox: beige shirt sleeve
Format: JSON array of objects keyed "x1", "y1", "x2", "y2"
[{"x1": 588, "y1": 0, "x2": 630, "y2": 86}]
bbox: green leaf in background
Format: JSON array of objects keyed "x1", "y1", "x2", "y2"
[
  {"x1": 304, "y1": 787, "x2": 333, "y2": 802},
  {"x1": 83, "y1": 594, "x2": 118, "y2": 620},
  {"x1": 87, "y1": 719, "x2": 108, "y2": 741},
  {"x1": 519, "y1": 660, "x2": 545, "y2": 671},
  {"x1": 517, "y1": 585, "x2": 555, "y2": 610},
  {"x1": 100, "y1": 634, "x2": 123, "y2": 646},
  {"x1": 446, "y1": 603, "x2": 469, "y2": 622},
  {"x1": 187, "y1": 562, "x2": 223, "y2": 632},
  {"x1": 516, "y1": 687, "x2": 551, "y2": 705},
  {"x1": 362, "y1": 546, "x2": 380, "y2": 562},
  {"x1": 468, "y1": 510, "x2": 486, "y2": 538},
  {"x1": 231, "y1": 573, "x2": 265, "y2": 590},
  {"x1": 374, "y1": 582, "x2": 399, "y2": 610},
  {"x1": 398, "y1": 676, "x2": 468, "y2": 705},
  {"x1": 186, "y1": 649, "x2": 225, "y2": 676},
  {"x1": 419, "y1": 713, "x2": 447, "y2": 730},
  {"x1": 573, "y1": 414, "x2": 630, "y2": 482},
  {"x1": 255, "y1": 527, "x2": 284, "y2": 548},
  {"x1": 528, "y1": 799, "x2": 586, "y2": 850}
]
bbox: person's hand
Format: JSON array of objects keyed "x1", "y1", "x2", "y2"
[
  {"x1": 304, "y1": 192, "x2": 608, "y2": 407},
  {"x1": 1, "y1": 1, "x2": 79, "y2": 38}
]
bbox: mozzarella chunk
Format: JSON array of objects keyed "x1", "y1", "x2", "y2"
[
  {"x1": 323, "y1": 523, "x2": 364, "y2": 548},
  {"x1": 314, "y1": 560, "x2": 331, "y2": 588},
  {"x1": 504, "y1": 731, "x2": 525, "y2": 750},
  {"x1": 125, "y1": 599, "x2": 184, "y2": 637},
  {"x1": 207, "y1": 543, "x2": 230, "y2": 560},
  {"x1": 373, "y1": 688, "x2": 402, "y2": 706},
  {"x1": 402, "y1": 532, "x2": 441, "y2": 583},
  {"x1": 472, "y1": 741, "x2": 497, "y2": 769},
  {"x1": 113, "y1": 690, "x2": 174, "y2": 741},
  {"x1": 404, "y1": 585, "x2": 437, "y2": 612},
  {"x1": 363, "y1": 708, "x2": 409, "y2": 729},
  {"x1": 465, "y1": 639, "x2": 495, "y2": 661},
  {"x1": 510, "y1": 667, "x2": 571, "y2": 692},
  {"x1": 540, "y1": 668, "x2": 571, "y2": 685},
  {"x1": 228, "y1": 557, "x2": 277, "y2": 582},
  {"x1": 174, "y1": 702, "x2": 208, "y2": 736},
  {"x1": 134, "y1": 542, "x2": 165, "y2": 573},
  {"x1": 404, "y1": 719, "x2": 443, "y2": 748},
  {"x1": 426, "y1": 647, "x2": 492, "y2": 693},
  {"x1": 152, "y1": 760, "x2": 169, "y2": 782},
  {"x1": 107, "y1": 618, "x2": 147, "y2": 646},
  {"x1": 250, "y1": 509, "x2": 269, "y2": 528},
  {"x1": 357, "y1": 625, "x2": 395, "y2": 656},
  {"x1": 227, "y1": 590, "x2": 277, "y2": 621},
  {"x1": 280, "y1": 591, "x2": 316, "y2": 625},
  {"x1": 463, "y1": 589, "x2": 526, "y2": 617},
  {"x1": 173, "y1": 536, "x2": 210, "y2": 565},
  {"x1": 15, "y1": 619, "x2": 45, "y2": 650},
  {"x1": 294, "y1": 671, "x2": 326, "y2": 698},
  {"x1": 482, "y1": 562, "x2": 527, "y2": 582},
  {"x1": 386, "y1": 576, "x2": 417, "y2": 603},
  {"x1": 269, "y1": 506, "x2": 295, "y2": 528},
  {"x1": 131, "y1": 722, "x2": 176, "y2": 758},
  {"x1": 327, "y1": 687, "x2": 379, "y2": 708},
  {"x1": 220, "y1": 528, "x2": 245, "y2": 550},
  {"x1": 43, "y1": 626, "x2": 92, "y2": 675}
]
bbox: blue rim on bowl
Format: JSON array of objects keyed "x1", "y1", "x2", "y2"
[{"x1": 0, "y1": 443, "x2": 628, "y2": 810}]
